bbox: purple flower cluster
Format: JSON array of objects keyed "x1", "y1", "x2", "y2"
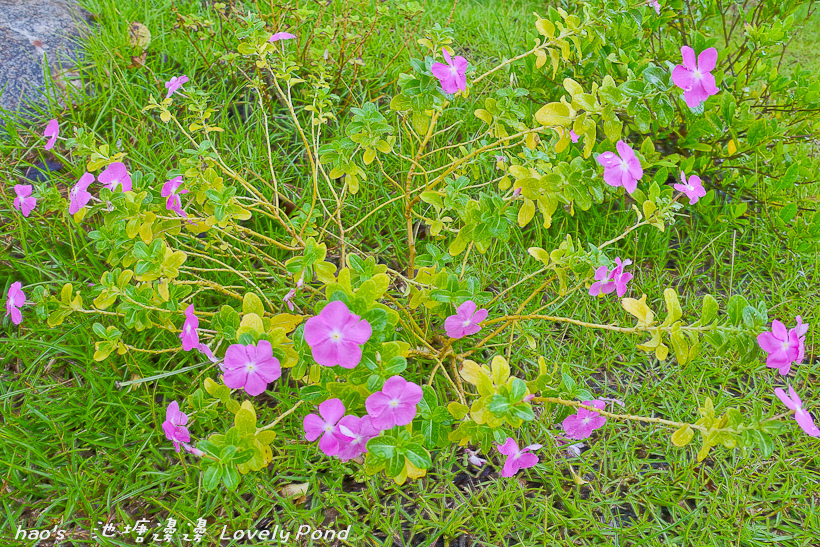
[{"x1": 303, "y1": 376, "x2": 423, "y2": 460}]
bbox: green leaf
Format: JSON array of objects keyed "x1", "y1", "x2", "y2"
[
  {"x1": 234, "y1": 408, "x2": 256, "y2": 437},
  {"x1": 727, "y1": 295, "x2": 750, "y2": 326},
  {"x1": 535, "y1": 102, "x2": 572, "y2": 126},
  {"x1": 510, "y1": 378, "x2": 527, "y2": 402},
  {"x1": 256, "y1": 430, "x2": 277, "y2": 444},
  {"x1": 418, "y1": 386, "x2": 438, "y2": 419},
  {"x1": 663, "y1": 288, "x2": 683, "y2": 325},
  {"x1": 510, "y1": 404, "x2": 535, "y2": 422},
  {"x1": 670, "y1": 324, "x2": 689, "y2": 365},
  {"x1": 561, "y1": 373, "x2": 577, "y2": 394},
  {"x1": 203, "y1": 465, "x2": 223, "y2": 490},
  {"x1": 753, "y1": 430, "x2": 774, "y2": 458},
  {"x1": 700, "y1": 294, "x2": 718, "y2": 325},
  {"x1": 367, "y1": 436, "x2": 397, "y2": 460},
  {"x1": 642, "y1": 65, "x2": 667, "y2": 89},
  {"x1": 242, "y1": 292, "x2": 265, "y2": 317},
  {"x1": 599, "y1": 86, "x2": 624, "y2": 106},
  {"x1": 721, "y1": 91, "x2": 736, "y2": 124},
  {"x1": 403, "y1": 443, "x2": 432, "y2": 469},
  {"x1": 361, "y1": 307, "x2": 389, "y2": 334},
  {"x1": 222, "y1": 466, "x2": 240, "y2": 490},
  {"x1": 487, "y1": 394, "x2": 511, "y2": 415},
  {"x1": 671, "y1": 424, "x2": 694, "y2": 447},
  {"x1": 412, "y1": 110, "x2": 430, "y2": 136},
  {"x1": 779, "y1": 203, "x2": 798, "y2": 223},
  {"x1": 447, "y1": 402, "x2": 470, "y2": 420},
  {"x1": 747, "y1": 119, "x2": 767, "y2": 146},
  {"x1": 390, "y1": 94, "x2": 412, "y2": 111},
  {"x1": 92, "y1": 322, "x2": 107, "y2": 338}
]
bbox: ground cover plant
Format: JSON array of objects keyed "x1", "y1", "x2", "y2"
[{"x1": 2, "y1": 0, "x2": 820, "y2": 545}]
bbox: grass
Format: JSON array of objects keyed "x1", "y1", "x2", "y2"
[{"x1": 2, "y1": 0, "x2": 820, "y2": 546}]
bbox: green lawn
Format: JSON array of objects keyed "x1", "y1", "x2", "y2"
[{"x1": 2, "y1": 0, "x2": 820, "y2": 546}]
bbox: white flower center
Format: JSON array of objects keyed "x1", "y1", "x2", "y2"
[
  {"x1": 781, "y1": 340, "x2": 791, "y2": 351},
  {"x1": 694, "y1": 69, "x2": 702, "y2": 79},
  {"x1": 582, "y1": 416, "x2": 591, "y2": 425},
  {"x1": 330, "y1": 330, "x2": 343, "y2": 342},
  {"x1": 389, "y1": 399, "x2": 399, "y2": 408},
  {"x1": 324, "y1": 424, "x2": 333, "y2": 433},
  {"x1": 620, "y1": 160, "x2": 629, "y2": 171},
  {"x1": 462, "y1": 319, "x2": 471, "y2": 327},
  {"x1": 513, "y1": 452, "x2": 521, "y2": 460}
]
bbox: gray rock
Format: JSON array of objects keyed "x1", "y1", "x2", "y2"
[{"x1": 0, "y1": 0, "x2": 92, "y2": 117}]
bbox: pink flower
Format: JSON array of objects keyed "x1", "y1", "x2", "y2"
[
  {"x1": 197, "y1": 343, "x2": 220, "y2": 363},
  {"x1": 792, "y1": 316, "x2": 809, "y2": 366},
  {"x1": 650, "y1": 0, "x2": 661, "y2": 14},
  {"x1": 161, "y1": 176, "x2": 188, "y2": 218},
  {"x1": 334, "y1": 415, "x2": 380, "y2": 461},
  {"x1": 496, "y1": 437, "x2": 541, "y2": 477},
  {"x1": 283, "y1": 288, "x2": 296, "y2": 311},
  {"x1": 589, "y1": 257, "x2": 633, "y2": 297},
  {"x1": 775, "y1": 385, "x2": 819, "y2": 437},
  {"x1": 671, "y1": 46, "x2": 719, "y2": 108},
  {"x1": 465, "y1": 448, "x2": 487, "y2": 467},
  {"x1": 165, "y1": 75, "x2": 189, "y2": 99},
  {"x1": 304, "y1": 300, "x2": 372, "y2": 368},
  {"x1": 757, "y1": 319, "x2": 802, "y2": 375},
  {"x1": 222, "y1": 340, "x2": 282, "y2": 396},
  {"x1": 98, "y1": 162, "x2": 132, "y2": 192},
  {"x1": 5, "y1": 282, "x2": 26, "y2": 325},
  {"x1": 13, "y1": 184, "x2": 37, "y2": 217},
  {"x1": 162, "y1": 401, "x2": 190, "y2": 452},
  {"x1": 303, "y1": 398, "x2": 346, "y2": 456},
  {"x1": 185, "y1": 444, "x2": 204, "y2": 457},
  {"x1": 269, "y1": 32, "x2": 296, "y2": 42},
  {"x1": 68, "y1": 172, "x2": 94, "y2": 215},
  {"x1": 179, "y1": 304, "x2": 199, "y2": 351},
  {"x1": 444, "y1": 300, "x2": 488, "y2": 339},
  {"x1": 44, "y1": 119, "x2": 59, "y2": 150},
  {"x1": 365, "y1": 375, "x2": 423, "y2": 431},
  {"x1": 673, "y1": 171, "x2": 706, "y2": 204},
  {"x1": 569, "y1": 129, "x2": 579, "y2": 143},
  {"x1": 431, "y1": 48, "x2": 468, "y2": 95},
  {"x1": 562, "y1": 400, "x2": 607, "y2": 440},
  {"x1": 595, "y1": 140, "x2": 643, "y2": 193}
]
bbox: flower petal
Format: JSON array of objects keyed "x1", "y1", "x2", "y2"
[
  {"x1": 699, "y1": 71, "x2": 719, "y2": 95},
  {"x1": 365, "y1": 391, "x2": 391, "y2": 418},
  {"x1": 771, "y1": 320, "x2": 788, "y2": 341},
  {"x1": 303, "y1": 413, "x2": 326, "y2": 441},
  {"x1": 775, "y1": 387, "x2": 796, "y2": 411},
  {"x1": 243, "y1": 372, "x2": 269, "y2": 396},
  {"x1": 595, "y1": 151, "x2": 621, "y2": 169},
  {"x1": 681, "y1": 46, "x2": 697, "y2": 71},
  {"x1": 671, "y1": 65, "x2": 696, "y2": 91},
  {"x1": 318, "y1": 431, "x2": 340, "y2": 455},
  {"x1": 795, "y1": 409, "x2": 820, "y2": 437},
  {"x1": 697, "y1": 47, "x2": 718, "y2": 73},
  {"x1": 496, "y1": 437, "x2": 519, "y2": 457},
  {"x1": 319, "y1": 398, "x2": 346, "y2": 424}
]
